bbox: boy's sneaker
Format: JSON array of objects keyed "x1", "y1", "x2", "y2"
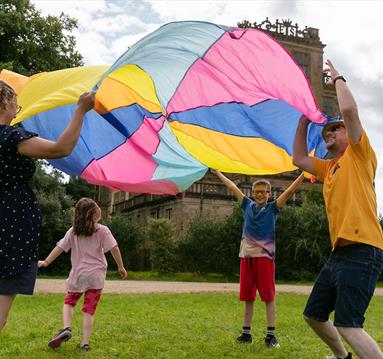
[
  {"x1": 48, "y1": 327, "x2": 72, "y2": 348},
  {"x1": 264, "y1": 335, "x2": 280, "y2": 348},
  {"x1": 78, "y1": 344, "x2": 91, "y2": 351},
  {"x1": 236, "y1": 333, "x2": 252, "y2": 344}
]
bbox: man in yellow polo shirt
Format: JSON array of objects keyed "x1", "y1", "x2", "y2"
[{"x1": 293, "y1": 59, "x2": 383, "y2": 359}]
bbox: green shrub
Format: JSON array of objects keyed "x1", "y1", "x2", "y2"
[
  {"x1": 147, "y1": 218, "x2": 178, "y2": 273},
  {"x1": 178, "y1": 217, "x2": 223, "y2": 274},
  {"x1": 179, "y1": 206, "x2": 242, "y2": 276},
  {"x1": 276, "y1": 188, "x2": 331, "y2": 280},
  {"x1": 106, "y1": 213, "x2": 145, "y2": 271}
]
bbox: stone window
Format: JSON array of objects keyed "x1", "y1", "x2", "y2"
[
  {"x1": 292, "y1": 51, "x2": 311, "y2": 81},
  {"x1": 151, "y1": 207, "x2": 160, "y2": 219}
]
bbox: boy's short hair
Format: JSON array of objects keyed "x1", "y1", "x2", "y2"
[{"x1": 252, "y1": 179, "x2": 271, "y2": 192}]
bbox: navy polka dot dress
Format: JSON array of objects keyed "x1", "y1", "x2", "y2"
[{"x1": 0, "y1": 125, "x2": 42, "y2": 282}]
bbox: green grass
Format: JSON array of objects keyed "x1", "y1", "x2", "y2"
[
  {"x1": 38, "y1": 271, "x2": 240, "y2": 283},
  {"x1": 1, "y1": 292, "x2": 383, "y2": 358},
  {"x1": 38, "y1": 270, "x2": 383, "y2": 287},
  {"x1": 107, "y1": 271, "x2": 240, "y2": 282}
]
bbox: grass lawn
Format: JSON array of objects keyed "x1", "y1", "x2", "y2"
[
  {"x1": 106, "y1": 271, "x2": 239, "y2": 283},
  {"x1": 41, "y1": 271, "x2": 312, "y2": 285},
  {"x1": 37, "y1": 271, "x2": 240, "y2": 283},
  {"x1": 1, "y1": 292, "x2": 383, "y2": 359},
  {"x1": 39, "y1": 271, "x2": 383, "y2": 288}
]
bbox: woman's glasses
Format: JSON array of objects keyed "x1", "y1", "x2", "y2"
[{"x1": 16, "y1": 105, "x2": 22, "y2": 114}]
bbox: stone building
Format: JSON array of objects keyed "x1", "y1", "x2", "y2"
[{"x1": 100, "y1": 18, "x2": 337, "y2": 235}]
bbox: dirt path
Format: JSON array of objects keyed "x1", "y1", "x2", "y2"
[{"x1": 34, "y1": 279, "x2": 383, "y2": 296}]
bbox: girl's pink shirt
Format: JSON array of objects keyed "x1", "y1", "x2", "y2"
[{"x1": 57, "y1": 224, "x2": 117, "y2": 292}]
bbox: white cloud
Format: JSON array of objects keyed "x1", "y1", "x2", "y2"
[
  {"x1": 109, "y1": 24, "x2": 158, "y2": 59},
  {"x1": 33, "y1": 0, "x2": 107, "y2": 18},
  {"x1": 148, "y1": 0, "x2": 227, "y2": 22},
  {"x1": 84, "y1": 14, "x2": 148, "y2": 34},
  {"x1": 74, "y1": 30, "x2": 111, "y2": 65}
]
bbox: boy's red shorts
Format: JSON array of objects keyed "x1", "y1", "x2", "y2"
[
  {"x1": 239, "y1": 257, "x2": 275, "y2": 302},
  {"x1": 64, "y1": 289, "x2": 102, "y2": 316}
]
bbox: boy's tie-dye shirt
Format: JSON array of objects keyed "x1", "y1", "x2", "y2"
[{"x1": 239, "y1": 197, "x2": 279, "y2": 260}]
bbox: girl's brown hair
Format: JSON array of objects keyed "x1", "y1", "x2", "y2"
[
  {"x1": 0, "y1": 80, "x2": 16, "y2": 110},
  {"x1": 73, "y1": 198, "x2": 100, "y2": 236}
]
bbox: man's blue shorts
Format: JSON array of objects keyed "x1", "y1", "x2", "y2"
[{"x1": 303, "y1": 243, "x2": 383, "y2": 328}]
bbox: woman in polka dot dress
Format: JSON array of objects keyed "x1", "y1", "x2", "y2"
[{"x1": 0, "y1": 80, "x2": 94, "y2": 332}]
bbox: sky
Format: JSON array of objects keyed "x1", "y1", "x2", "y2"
[{"x1": 32, "y1": 0, "x2": 383, "y2": 214}]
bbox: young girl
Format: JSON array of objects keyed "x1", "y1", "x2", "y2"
[{"x1": 38, "y1": 197, "x2": 127, "y2": 351}]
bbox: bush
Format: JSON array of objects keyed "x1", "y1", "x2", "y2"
[
  {"x1": 147, "y1": 219, "x2": 178, "y2": 274},
  {"x1": 179, "y1": 206, "x2": 242, "y2": 276},
  {"x1": 276, "y1": 188, "x2": 331, "y2": 281},
  {"x1": 216, "y1": 205, "x2": 242, "y2": 275},
  {"x1": 178, "y1": 217, "x2": 224, "y2": 274},
  {"x1": 37, "y1": 193, "x2": 73, "y2": 274},
  {"x1": 106, "y1": 213, "x2": 145, "y2": 271}
]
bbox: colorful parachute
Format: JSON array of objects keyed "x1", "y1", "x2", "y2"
[{"x1": 1, "y1": 21, "x2": 329, "y2": 195}]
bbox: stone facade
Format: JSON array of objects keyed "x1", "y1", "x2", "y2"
[{"x1": 99, "y1": 18, "x2": 337, "y2": 233}]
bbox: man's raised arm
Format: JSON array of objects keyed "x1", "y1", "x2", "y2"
[{"x1": 324, "y1": 59, "x2": 362, "y2": 144}]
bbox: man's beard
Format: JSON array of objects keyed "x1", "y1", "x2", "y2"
[{"x1": 326, "y1": 141, "x2": 335, "y2": 151}]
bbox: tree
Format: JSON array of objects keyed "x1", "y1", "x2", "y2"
[
  {"x1": 65, "y1": 177, "x2": 97, "y2": 202},
  {"x1": 30, "y1": 161, "x2": 74, "y2": 274},
  {"x1": 218, "y1": 205, "x2": 243, "y2": 275},
  {"x1": 276, "y1": 188, "x2": 330, "y2": 280},
  {"x1": 0, "y1": 0, "x2": 83, "y2": 75},
  {"x1": 106, "y1": 213, "x2": 145, "y2": 271},
  {"x1": 147, "y1": 219, "x2": 178, "y2": 274},
  {"x1": 178, "y1": 216, "x2": 225, "y2": 275},
  {"x1": 302, "y1": 186, "x2": 325, "y2": 206}
]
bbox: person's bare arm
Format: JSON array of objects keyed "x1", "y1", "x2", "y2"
[
  {"x1": 211, "y1": 169, "x2": 245, "y2": 203},
  {"x1": 38, "y1": 246, "x2": 64, "y2": 268},
  {"x1": 17, "y1": 92, "x2": 95, "y2": 159},
  {"x1": 324, "y1": 59, "x2": 362, "y2": 144},
  {"x1": 293, "y1": 115, "x2": 317, "y2": 175},
  {"x1": 276, "y1": 173, "x2": 305, "y2": 209},
  {"x1": 110, "y1": 245, "x2": 127, "y2": 279}
]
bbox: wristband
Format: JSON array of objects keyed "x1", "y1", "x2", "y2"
[{"x1": 333, "y1": 75, "x2": 346, "y2": 85}]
